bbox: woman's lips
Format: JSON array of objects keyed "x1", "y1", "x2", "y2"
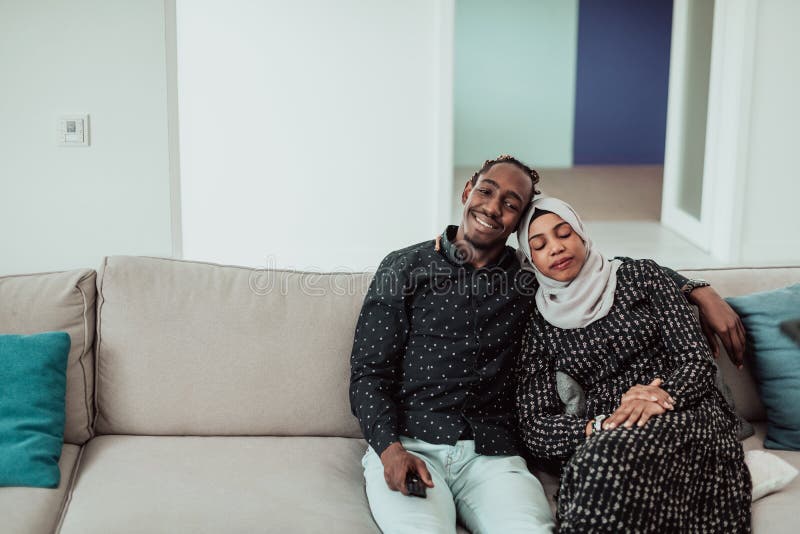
[{"x1": 550, "y1": 257, "x2": 573, "y2": 270}]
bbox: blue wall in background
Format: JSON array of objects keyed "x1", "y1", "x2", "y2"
[{"x1": 573, "y1": 0, "x2": 673, "y2": 164}]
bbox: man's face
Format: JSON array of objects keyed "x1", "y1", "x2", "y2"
[{"x1": 459, "y1": 163, "x2": 532, "y2": 250}]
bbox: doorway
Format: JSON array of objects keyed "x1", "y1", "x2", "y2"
[{"x1": 452, "y1": 0, "x2": 721, "y2": 267}]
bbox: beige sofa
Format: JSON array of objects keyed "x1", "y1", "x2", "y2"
[{"x1": 1, "y1": 256, "x2": 798, "y2": 534}]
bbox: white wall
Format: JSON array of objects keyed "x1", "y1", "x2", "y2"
[
  {"x1": 177, "y1": 0, "x2": 452, "y2": 271},
  {"x1": 739, "y1": 0, "x2": 800, "y2": 265},
  {"x1": 0, "y1": 0, "x2": 173, "y2": 276}
]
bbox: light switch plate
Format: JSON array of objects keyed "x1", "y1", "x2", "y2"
[{"x1": 58, "y1": 114, "x2": 90, "y2": 146}]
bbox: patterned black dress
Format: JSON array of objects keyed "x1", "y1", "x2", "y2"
[{"x1": 516, "y1": 259, "x2": 751, "y2": 533}]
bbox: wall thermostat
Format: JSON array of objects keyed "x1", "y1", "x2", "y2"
[{"x1": 58, "y1": 114, "x2": 90, "y2": 146}]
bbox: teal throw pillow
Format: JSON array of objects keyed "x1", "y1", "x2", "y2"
[
  {"x1": 0, "y1": 332, "x2": 70, "y2": 487},
  {"x1": 727, "y1": 284, "x2": 800, "y2": 451}
]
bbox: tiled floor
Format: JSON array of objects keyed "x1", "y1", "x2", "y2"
[{"x1": 453, "y1": 165, "x2": 729, "y2": 269}]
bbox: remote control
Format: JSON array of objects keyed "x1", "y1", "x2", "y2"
[{"x1": 405, "y1": 471, "x2": 427, "y2": 498}]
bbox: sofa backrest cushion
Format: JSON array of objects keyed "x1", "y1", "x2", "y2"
[
  {"x1": 678, "y1": 266, "x2": 800, "y2": 422},
  {"x1": 93, "y1": 257, "x2": 798, "y2": 437},
  {"x1": 0, "y1": 269, "x2": 96, "y2": 444},
  {"x1": 94, "y1": 256, "x2": 369, "y2": 437}
]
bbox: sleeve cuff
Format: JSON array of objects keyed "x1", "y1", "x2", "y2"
[
  {"x1": 567, "y1": 418, "x2": 590, "y2": 452},
  {"x1": 369, "y1": 429, "x2": 400, "y2": 457}
]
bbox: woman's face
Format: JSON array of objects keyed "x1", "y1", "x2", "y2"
[{"x1": 527, "y1": 212, "x2": 587, "y2": 282}]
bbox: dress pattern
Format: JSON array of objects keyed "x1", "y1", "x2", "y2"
[{"x1": 515, "y1": 259, "x2": 751, "y2": 533}]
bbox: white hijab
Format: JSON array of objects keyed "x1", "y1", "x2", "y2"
[{"x1": 517, "y1": 197, "x2": 621, "y2": 329}]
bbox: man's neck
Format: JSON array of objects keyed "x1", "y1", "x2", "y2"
[{"x1": 453, "y1": 225, "x2": 506, "y2": 269}]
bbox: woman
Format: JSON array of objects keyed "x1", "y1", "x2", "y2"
[{"x1": 514, "y1": 197, "x2": 751, "y2": 532}]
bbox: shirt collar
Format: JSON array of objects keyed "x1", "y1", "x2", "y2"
[{"x1": 439, "y1": 225, "x2": 516, "y2": 270}]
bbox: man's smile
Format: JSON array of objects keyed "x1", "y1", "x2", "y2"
[{"x1": 472, "y1": 212, "x2": 502, "y2": 232}]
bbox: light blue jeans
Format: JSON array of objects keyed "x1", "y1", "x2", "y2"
[{"x1": 362, "y1": 437, "x2": 554, "y2": 534}]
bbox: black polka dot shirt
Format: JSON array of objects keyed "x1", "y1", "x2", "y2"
[{"x1": 349, "y1": 226, "x2": 538, "y2": 456}]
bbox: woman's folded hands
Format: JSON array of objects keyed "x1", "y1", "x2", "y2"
[{"x1": 602, "y1": 378, "x2": 675, "y2": 431}]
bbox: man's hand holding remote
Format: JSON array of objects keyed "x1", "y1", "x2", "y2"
[{"x1": 379, "y1": 442, "x2": 434, "y2": 495}]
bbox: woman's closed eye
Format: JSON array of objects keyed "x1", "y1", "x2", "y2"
[
  {"x1": 530, "y1": 225, "x2": 573, "y2": 251},
  {"x1": 557, "y1": 227, "x2": 572, "y2": 239},
  {"x1": 530, "y1": 237, "x2": 546, "y2": 251}
]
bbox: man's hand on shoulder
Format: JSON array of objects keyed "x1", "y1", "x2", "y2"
[
  {"x1": 379, "y1": 442, "x2": 434, "y2": 494},
  {"x1": 687, "y1": 286, "x2": 747, "y2": 368}
]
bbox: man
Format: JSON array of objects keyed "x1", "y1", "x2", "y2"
[{"x1": 350, "y1": 155, "x2": 745, "y2": 533}]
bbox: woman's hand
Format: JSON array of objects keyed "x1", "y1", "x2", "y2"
[
  {"x1": 688, "y1": 286, "x2": 747, "y2": 367},
  {"x1": 620, "y1": 378, "x2": 674, "y2": 410},
  {"x1": 603, "y1": 399, "x2": 667, "y2": 430}
]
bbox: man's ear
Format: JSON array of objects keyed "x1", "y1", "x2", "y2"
[{"x1": 461, "y1": 180, "x2": 473, "y2": 205}]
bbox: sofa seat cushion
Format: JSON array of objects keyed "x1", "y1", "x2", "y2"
[
  {"x1": 740, "y1": 423, "x2": 800, "y2": 533},
  {"x1": 60, "y1": 436, "x2": 379, "y2": 534},
  {"x1": 0, "y1": 444, "x2": 81, "y2": 534}
]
